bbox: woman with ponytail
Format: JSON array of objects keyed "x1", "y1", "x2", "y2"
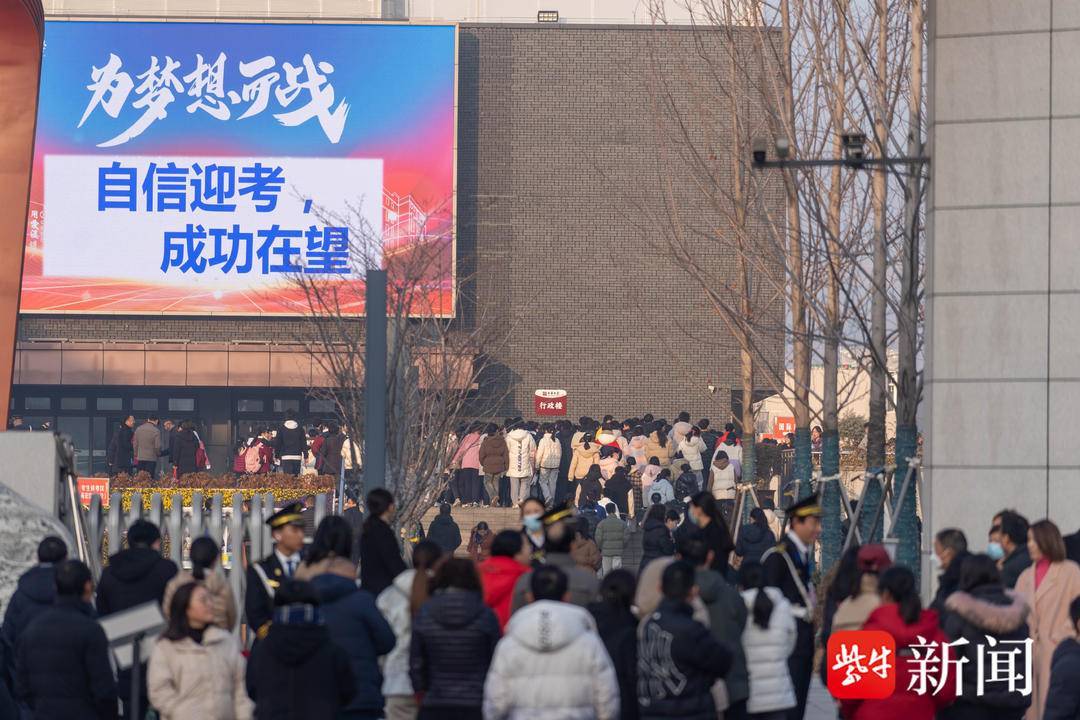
[
  {"x1": 162, "y1": 536, "x2": 237, "y2": 631},
  {"x1": 738, "y1": 561, "x2": 796, "y2": 719},
  {"x1": 843, "y1": 566, "x2": 955, "y2": 720}
]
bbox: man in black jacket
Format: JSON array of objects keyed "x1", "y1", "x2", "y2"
[
  {"x1": 274, "y1": 410, "x2": 307, "y2": 475},
  {"x1": 107, "y1": 415, "x2": 135, "y2": 476},
  {"x1": 246, "y1": 503, "x2": 307, "y2": 642},
  {"x1": 637, "y1": 560, "x2": 732, "y2": 719},
  {"x1": 1, "y1": 536, "x2": 67, "y2": 690},
  {"x1": 96, "y1": 520, "x2": 177, "y2": 720},
  {"x1": 930, "y1": 527, "x2": 969, "y2": 614},
  {"x1": 16, "y1": 559, "x2": 118, "y2": 719},
  {"x1": 997, "y1": 510, "x2": 1032, "y2": 589},
  {"x1": 427, "y1": 503, "x2": 462, "y2": 556}
]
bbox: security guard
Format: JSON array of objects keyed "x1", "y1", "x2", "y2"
[
  {"x1": 244, "y1": 502, "x2": 306, "y2": 642},
  {"x1": 762, "y1": 494, "x2": 821, "y2": 720}
]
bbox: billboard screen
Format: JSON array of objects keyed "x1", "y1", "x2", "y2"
[{"x1": 24, "y1": 21, "x2": 456, "y2": 315}]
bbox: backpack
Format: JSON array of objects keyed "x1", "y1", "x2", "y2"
[
  {"x1": 232, "y1": 449, "x2": 246, "y2": 474},
  {"x1": 243, "y1": 444, "x2": 263, "y2": 473},
  {"x1": 194, "y1": 431, "x2": 211, "y2": 470}
]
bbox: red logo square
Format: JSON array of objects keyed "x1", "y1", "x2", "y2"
[{"x1": 826, "y1": 630, "x2": 896, "y2": 699}]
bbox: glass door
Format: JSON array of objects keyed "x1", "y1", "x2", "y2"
[{"x1": 56, "y1": 416, "x2": 91, "y2": 476}]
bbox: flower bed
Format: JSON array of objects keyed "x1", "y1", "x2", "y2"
[{"x1": 106, "y1": 472, "x2": 338, "y2": 511}]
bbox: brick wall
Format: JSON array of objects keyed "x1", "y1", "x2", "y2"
[{"x1": 19, "y1": 24, "x2": 784, "y2": 422}]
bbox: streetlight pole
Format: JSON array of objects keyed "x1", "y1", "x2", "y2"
[{"x1": 364, "y1": 269, "x2": 387, "y2": 492}]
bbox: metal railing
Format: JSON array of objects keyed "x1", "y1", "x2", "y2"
[{"x1": 81, "y1": 490, "x2": 331, "y2": 628}]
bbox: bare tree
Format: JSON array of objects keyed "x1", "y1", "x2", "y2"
[{"x1": 288, "y1": 195, "x2": 516, "y2": 538}]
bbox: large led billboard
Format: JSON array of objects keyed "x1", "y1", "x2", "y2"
[{"x1": 24, "y1": 21, "x2": 456, "y2": 315}]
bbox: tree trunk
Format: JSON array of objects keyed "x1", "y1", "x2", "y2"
[
  {"x1": 819, "y1": 0, "x2": 847, "y2": 572},
  {"x1": 862, "y1": 0, "x2": 891, "y2": 544},
  {"x1": 894, "y1": 0, "x2": 925, "y2": 582}
]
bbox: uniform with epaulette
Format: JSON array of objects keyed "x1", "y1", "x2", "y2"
[
  {"x1": 762, "y1": 494, "x2": 821, "y2": 720},
  {"x1": 244, "y1": 503, "x2": 305, "y2": 643}
]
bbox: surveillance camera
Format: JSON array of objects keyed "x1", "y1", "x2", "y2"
[
  {"x1": 751, "y1": 138, "x2": 768, "y2": 166},
  {"x1": 774, "y1": 136, "x2": 790, "y2": 159},
  {"x1": 841, "y1": 131, "x2": 867, "y2": 163}
]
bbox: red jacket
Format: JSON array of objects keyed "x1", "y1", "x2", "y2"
[
  {"x1": 477, "y1": 555, "x2": 529, "y2": 630},
  {"x1": 841, "y1": 603, "x2": 956, "y2": 720}
]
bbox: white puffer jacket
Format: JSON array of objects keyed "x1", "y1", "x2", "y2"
[
  {"x1": 376, "y1": 569, "x2": 416, "y2": 697},
  {"x1": 741, "y1": 587, "x2": 797, "y2": 714},
  {"x1": 505, "y1": 428, "x2": 538, "y2": 479},
  {"x1": 483, "y1": 600, "x2": 619, "y2": 720},
  {"x1": 536, "y1": 432, "x2": 562, "y2": 469}
]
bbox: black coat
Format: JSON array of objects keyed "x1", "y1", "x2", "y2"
[
  {"x1": 1000, "y1": 546, "x2": 1032, "y2": 590},
  {"x1": 274, "y1": 421, "x2": 308, "y2": 459},
  {"x1": 1066, "y1": 530, "x2": 1080, "y2": 567},
  {"x1": 763, "y1": 535, "x2": 813, "y2": 658},
  {"x1": 604, "y1": 476, "x2": 632, "y2": 515},
  {"x1": 246, "y1": 619, "x2": 356, "y2": 719},
  {"x1": 734, "y1": 523, "x2": 776, "y2": 564},
  {"x1": 319, "y1": 432, "x2": 346, "y2": 476},
  {"x1": 343, "y1": 507, "x2": 365, "y2": 563},
  {"x1": 170, "y1": 428, "x2": 200, "y2": 477},
  {"x1": 310, "y1": 574, "x2": 397, "y2": 715},
  {"x1": 95, "y1": 547, "x2": 178, "y2": 618},
  {"x1": 940, "y1": 583, "x2": 1032, "y2": 713},
  {"x1": 931, "y1": 551, "x2": 970, "y2": 615},
  {"x1": 427, "y1": 514, "x2": 463, "y2": 555},
  {"x1": 1044, "y1": 638, "x2": 1080, "y2": 720},
  {"x1": 108, "y1": 424, "x2": 135, "y2": 470},
  {"x1": 1, "y1": 564, "x2": 56, "y2": 686},
  {"x1": 639, "y1": 517, "x2": 675, "y2": 572},
  {"x1": 244, "y1": 554, "x2": 286, "y2": 639},
  {"x1": 359, "y1": 517, "x2": 407, "y2": 596},
  {"x1": 589, "y1": 601, "x2": 639, "y2": 720},
  {"x1": 15, "y1": 597, "x2": 118, "y2": 720},
  {"x1": 701, "y1": 518, "x2": 734, "y2": 576},
  {"x1": 409, "y1": 589, "x2": 500, "y2": 709},
  {"x1": 637, "y1": 598, "x2": 733, "y2": 719}
]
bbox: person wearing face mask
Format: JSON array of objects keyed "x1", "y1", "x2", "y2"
[
  {"x1": 520, "y1": 497, "x2": 547, "y2": 566},
  {"x1": 510, "y1": 502, "x2": 600, "y2": 614},
  {"x1": 930, "y1": 528, "x2": 970, "y2": 615},
  {"x1": 997, "y1": 510, "x2": 1032, "y2": 589}
]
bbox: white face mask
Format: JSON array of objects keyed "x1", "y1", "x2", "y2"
[
  {"x1": 523, "y1": 514, "x2": 542, "y2": 533},
  {"x1": 930, "y1": 553, "x2": 943, "y2": 569}
]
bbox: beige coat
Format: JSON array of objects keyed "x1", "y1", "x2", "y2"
[
  {"x1": 568, "y1": 442, "x2": 601, "y2": 480},
  {"x1": 831, "y1": 574, "x2": 881, "y2": 633},
  {"x1": 644, "y1": 432, "x2": 674, "y2": 469},
  {"x1": 1016, "y1": 559, "x2": 1080, "y2": 720},
  {"x1": 295, "y1": 555, "x2": 356, "y2": 582},
  {"x1": 161, "y1": 569, "x2": 237, "y2": 632},
  {"x1": 147, "y1": 626, "x2": 253, "y2": 720}
]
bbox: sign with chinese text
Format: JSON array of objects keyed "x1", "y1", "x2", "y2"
[
  {"x1": 534, "y1": 389, "x2": 568, "y2": 416},
  {"x1": 77, "y1": 477, "x2": 110, "y2": 508},
  {"x1": 827, "y1": 631, "x2": 896, "y2": 699},
  {"x1": 25, "y1": 21, "x2": 456, "y2": 315}
]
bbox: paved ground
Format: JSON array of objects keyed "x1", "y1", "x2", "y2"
[{"x1": 805, "y1": 678, "x2": 837, "y2": 720}]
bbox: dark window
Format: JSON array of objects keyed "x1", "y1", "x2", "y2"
[
  {"x1": 237, "y1": 399, "x2": 264, "y2": 413},
  {"x1": 25, "y1": 397, "x2": 50, "y2": 410},
  {"x1": 133, "y1": 398, "x2": 158, "y2": 412},
  {"x1": 96, "y1": 397, "x2": 122, "y2": 411},
  {"x1": 308, "y1": 399, "x2": 336, "y2": 414},
  {"x1": 168, "y1": 398, "x2": 195, "y2": 412},
  {"x1": 61, "y1": 397, "x2": 87, "y2": 411},
  {"x1": 273, "y1": 399, "x2": 300, "y2": 414}
]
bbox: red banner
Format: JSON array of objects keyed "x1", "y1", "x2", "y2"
[
  {"x1": 77, "y1": 477, "x2": 110, "y2": 507},
  {"x1": 534, "y1": 389, "x2": 568, "y2": 416}
]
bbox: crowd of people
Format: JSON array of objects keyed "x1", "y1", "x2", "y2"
[
  {"x1": 101, "y1": 410, "x2": 361, "y2": 480},
  {"x1": 3, "y1": 410, "x2": 1080, "y2": 720}
]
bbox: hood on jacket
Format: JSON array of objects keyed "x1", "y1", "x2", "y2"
[
  {"x1": 108, "y1": 546, "x2": 168, "y2": 582},
  {"x1": 265, "y1": 622, "x2": 331, "y2": 666},
  {"x1": 428, "y1": 589, "x2": 488, "y2": 629},
  {"x1": 867, "y1": 603, "x2": 942, "y2": 646},
  {"x1": 643, "y1": 516, "x2": 668, "y2": 533},
  {"x1": 310, "y1": 572, "x2": 360, "y2": 605},
  {"x1": 505, "y1": 600, "x2": 596, "y2": 653},
  {"x1": 284, "y1": 419, "x2": 299, "y2": 430},
  {"x1": 17, "y1": 564, "x2": 57, "y2": 604},
  {"x1": 694, "y1": 568, "x2": 727, "y2": 605},
  {"x1": 391, "y1": 568, "x2": 417, "y2": 596},
  {"x1": 507, "y1": 428, "x2": 532, "y2": 442},
  {"x1": 944, "y1": 587, "x2": 1029, "y2": 634}
]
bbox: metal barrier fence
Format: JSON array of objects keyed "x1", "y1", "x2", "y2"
[{"x1": 81, "y1": 490, "x2": 331, "y2": 629}]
